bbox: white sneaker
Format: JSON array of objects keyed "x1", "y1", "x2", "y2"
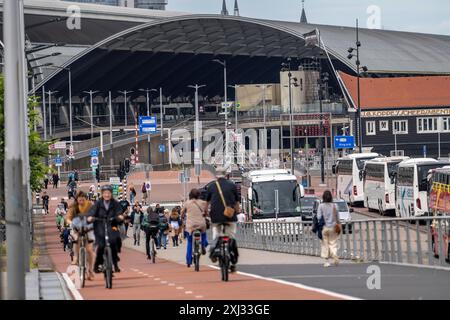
[{"x1": 324, "y1": 262, "x2": 331, "y2": 267}]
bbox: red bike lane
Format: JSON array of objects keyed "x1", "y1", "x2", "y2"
[{"x1": 41, "y1": 181, "x2": 342, "y2": 300}]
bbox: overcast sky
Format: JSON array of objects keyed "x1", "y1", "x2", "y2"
[{"x1": 167, "y1": 0, "x2": 450, "y2": 35}]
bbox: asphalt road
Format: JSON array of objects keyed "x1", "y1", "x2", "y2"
[{"x1": 238, "y1": 263, "x2": 450, "y2": 300}]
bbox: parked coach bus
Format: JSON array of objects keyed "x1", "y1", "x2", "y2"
[
  {"x1": 427, "y1": 167, "x2": 450, "y2": 262},
  {"x1": 242, "y1": 169, "x2": 305, "y2": 222},
  {"x1": 396, "y1": 158, "x2": 449, "y2": 218},
  {"x1": 363, "y1": 157, "x2": 409, "y2": 216},
  {"x1": 335, "y1": 153, "x2": 379, "y2": 206}
]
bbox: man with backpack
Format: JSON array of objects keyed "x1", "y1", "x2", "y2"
[{"x1": 157, "y1": 209, "x2": 170, "y2": 249}]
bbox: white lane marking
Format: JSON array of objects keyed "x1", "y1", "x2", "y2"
[
  {"x1": 160, "y1": 281, "x2": 167, "y2": 284},
  {"x1": 62, "y1": 273, "x2": 84, "y2": 301},
  {"x1": 148, "y1": 275, "x2": 154, "y2": 278},
  {"x1": 130, "y1": 268, "x2": 139, "y2": 272},
  {"x1": 207, "y1": 265, "x2": 361, "y2": 301},
  {"x1": 168, "y1": 283, "x2": 175, "y2": 286},
  {"x1": 195, "y1": 295, "x2": 204, "y2": 299},
  {"x1": 154, "y1": 278, "x2": 160, "y2": 281},
  {"x1": 185, "y1": 291, "x2": 193, "y2": 294},
  {"x1": 51, "y1": 197, "x2": 58, "y2": 201},
  {"x1": 176, "y1": 286, "x2": 184, "y2": 290},
  {"x1": 142, "y1": 273, "x2": 149, "y2": 276}
]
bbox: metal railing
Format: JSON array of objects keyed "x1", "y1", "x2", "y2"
[{"x1": 236, "y1": 216, "x2": 450, "y2": 269}]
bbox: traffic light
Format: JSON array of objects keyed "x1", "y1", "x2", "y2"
[
  {"x1": 124, "y1": 159, "x2": 130, "y2": 174},
  {"x1": 95, "y1": 166, "x2": 100, "y2": 182}
]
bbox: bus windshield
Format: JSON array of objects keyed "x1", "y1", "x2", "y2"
[{"x1": 252, "y1": 180, "x2": 299, "y2": 218}]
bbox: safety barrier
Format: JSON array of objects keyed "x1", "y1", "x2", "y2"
[{"x1": 236, "y1": 216, "x2": 450, "y2": 269}]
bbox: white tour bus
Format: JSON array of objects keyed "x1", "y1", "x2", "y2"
[
  {"x1": 396, "y1": 158, "x2": 449, "y2": 218},
  {"x1": 242, "y1": 169, "x2": 305, "y2": 222},
  {"x1": 335, "y1": 153, "x2": 379, "y2": 205},
  {"x1": 363, "y1": 157, "x2": 409, "y2": 215}
]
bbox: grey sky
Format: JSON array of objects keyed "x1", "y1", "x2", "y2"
[{"x1": 167, "y1": 0, "x2": 450, "y2": 35}]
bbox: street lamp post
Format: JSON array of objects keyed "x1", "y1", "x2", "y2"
[
  {"x1": 139, "y1": 88, "x2": 158, "y2": 164},
  {"x1": 118, "y1": 90, "x2": 133, "y2": 127},
  {"x1": 188, "y1": 84, "x2": 206, "y2": 178},
  {"x1": 42, "y1": 85, "x2": 47, "y2": 141},
  {"x1": 282, "y1": 59, "x2": 298, "y2": 175},
  {"x1": 213, "y1": 59, "x2": 228, "y2": 131},
  {"x1": 47, "y1": 90, "x2": 58, "y2": 138},
  {"x1": 83, "y1": 90, "x2": 99, "y2": 139},
  {"x1": 347, "y1": 19, "x2": 368, "y2": 154}
]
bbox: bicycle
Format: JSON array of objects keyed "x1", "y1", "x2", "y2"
[
  {"x1": 73, "y1": 218, "x2": 93, "y2": 288},
  {"x1": 92, "y1": 216, "x2": 115, "y2": 289},
  {"x1": 192, "y1": 229, "x2": 202, "y2": 272}
]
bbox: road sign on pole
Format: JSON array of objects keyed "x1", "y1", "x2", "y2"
[
  {"x1": 90, "y1": 148, "x2": 99, "y2": 157},
  {"x1": 139, "y1": 116, "x2": 157, "y2": 134},
  {"x1": 334, "y1": 136, "x2": 355, "y2": 149},
  {"x1": 90, "y1": 156, "x2": 99, "y2": 168},
  {"x1": 55, "y1": 156, "x2": 62, "y2": 167},
  {"x1": 159, "y1": 144, "x2": 166, "y2": 153}
]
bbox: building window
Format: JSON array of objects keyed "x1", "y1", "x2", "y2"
[
  {"x1": 366, "y1": 121, "x2": 376, "y2": 135},
  {"x1": 417, "y1": 117, "x2": 439, "y2": 133},
  {"x1": 393, "y1": 120, "x2": 408, "y2": 134},
  {"x1": 379, "y1": 120, "x2": 389, "y2": 131},
  {"x1": 441, "y1": 117, "x2": 450, "y2": 132}
]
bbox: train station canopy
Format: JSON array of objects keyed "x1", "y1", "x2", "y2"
[{"x1": 29, "y1": 12, "x2": 450, "y2": 99}]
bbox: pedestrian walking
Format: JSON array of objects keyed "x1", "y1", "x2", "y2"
[
  {"x1": 182, "y1": 188, "x2": 209, "y2": 267},
  {"x1": 44, "y1": 177, "x2": 49, "y2": 189},
  {"x1": 169, "y1": 208, "x2": 182, "y2": 247},
  {"x1": 129, "y1": 186, "x2": 137, "y2": 205},
  {"x1": 42, "y1": 191, "x2": 50, "y2": 215},
  {"x1": 141, "y1": 182, "x2": 148, "y2": 205},
  {"x1": 157, "y1": 209, "x2": 170, "y2": 249},
  {"x1": 317, "y1": 190, "x2": 341, "y2": 267},
  {"x1": 52, "y1": 173, "x2": 59, "y2": 189},
  {"x1": 130, "y1": 202, "x2": 144, "y2": 246}
]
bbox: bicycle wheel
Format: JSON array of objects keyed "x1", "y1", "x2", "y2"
[
  {"x1": 104, "y1": 246, "x2": 113, "y2": 289},
  {"x1": 150, "y1": 238, "x2": 156, "y2": 264},
  {"x1": 194, "y1": 240, "x2": 200, "y2": 272},
  {"x1": 79, "y1": 247, "x2": 86, "y2": 288}
]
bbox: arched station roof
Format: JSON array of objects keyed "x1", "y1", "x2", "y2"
[{"x1": 36, "y1": 14, "x2": 450, "y2": 100}]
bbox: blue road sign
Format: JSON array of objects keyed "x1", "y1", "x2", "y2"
[
  {"x1": 334, "y1": 136, "x2": 355, "y2": 149},
  {"x1": 159, "y1": 144, "x2": 166, "y2": 153},
  {"x1": 139, "y1": 116, "x2": 157, "y2": 134},
  {"x1": 55, "y1": 156, "x2": 62, "y2": 167},
  {"x1": 90, "y1": 148, "x2": 99, "y2": 157}
]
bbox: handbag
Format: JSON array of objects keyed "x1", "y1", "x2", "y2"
[
  {"x1": 215, "y1": 180, "x2": 235, "y2": 219},
  {"x1": 333, "y1": 205, "x2": 342, "y2": 235}
]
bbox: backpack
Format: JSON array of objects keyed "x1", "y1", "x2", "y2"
[{"x1": 158, "y1": 216, "x2": 169, "y2": 230}]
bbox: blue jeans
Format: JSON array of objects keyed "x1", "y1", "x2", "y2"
[
  {"x1": 186, "y1": 232, "x2": 208, "y2": 265},
  {"x1": 130, "y1": 194, "x2": 135, "y2": 205},
  {"x1": 158, "y1": 230, "x2": 167, "y2": 248}
]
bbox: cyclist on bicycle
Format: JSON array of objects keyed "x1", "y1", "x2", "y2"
[
  {"x1": 205, "y1": 167, "x2": 240, "y2": 273},
  {"x1": 182, "y1": 188, "x2": 209, "y2": 267},
  {"x1": 142, "y1": 206, "x2": 160, "y2": 260},
  {"x1": 87, "y1": 185, "x2": 124, "y2": 273},
  {"x1": 66, "y1": 190, "x2": 95, "y2": 280}
]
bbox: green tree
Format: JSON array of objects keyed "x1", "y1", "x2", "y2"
[{"x1": 0, "y1": 75, "x2": 53, "y2": 199}]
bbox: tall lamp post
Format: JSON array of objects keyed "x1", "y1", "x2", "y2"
[
  {"x1": 228, "y1": 84, "x2": 242, "y2": 132},
  {"x1": 347, "y1": 19, "x2": 368, "y2": 153},
  {"x1": 139, "y1": 88, "x2": 158, "y2": 164},
  {"x1": 118, "y1": 90, "x2": 133, "y2": 127},
  {"x1": 188, "y1": 84, "x2": 206, "y2": 179},
  {"x1": 83, "y1": 90, "x2": 99, "y2": 139},
  {"x1": 318, "y1": 67, "x2": 329, "y2": 185},
  {"x1": 213, "y1": 59, "x2": 228, "y2": 131},
  {"x1": 281, "y1": 59, "x2": 299, "y2": 174},
  {"x1": 47, "y1": 90, "x2": 58, "y2": 138}
]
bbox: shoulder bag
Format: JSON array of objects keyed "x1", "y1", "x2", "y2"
[{"x1": 215, "y1": 180, "x2": 235, "y2": 219}]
